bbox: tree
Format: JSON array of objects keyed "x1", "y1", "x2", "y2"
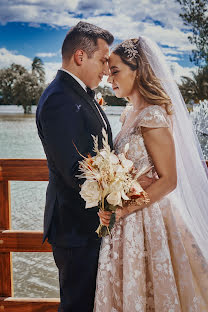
[
  {"x1": 0, "y1": 58, "x2": 45, "y2": 113},
  {"x1": 13, "y1": 71, "x2": 44, "y2": 114},
  {"x1": 0, "y1": 64, "x2": 27, "y2": 105},
  {"x1": 104, "y1": 95, "x2": 127, "y2": 106},
  {"x1": 95, "y1": 85, "x2": 127, "y2": 106},
  {"x1": 32, "y1": 57, "x2": 45, "y2": 84},
  {"x1": 95, "y1": 85, "x2": 113, "y2": 96},
  {"x1": 176, "y1": 0, "x2": 208, "y2": 66},
  {"x1": 178, "y1": 65, "x2": 208, "y2": 103}
]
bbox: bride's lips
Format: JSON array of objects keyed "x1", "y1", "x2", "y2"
[{"x1": 113, "y1": 86, "x2": 119, "y2": 91}]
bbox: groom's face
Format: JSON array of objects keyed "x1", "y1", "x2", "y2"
[{"x1": 82, "y1": 39, "x2": 109, "y2": 89}]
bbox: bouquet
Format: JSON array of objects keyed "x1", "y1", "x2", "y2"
[{"x1": 76, "y1": 128, "x2": 150, "y2": 237}]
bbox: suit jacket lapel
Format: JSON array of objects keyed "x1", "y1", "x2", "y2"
[
  {"x1": 56, "y1": 70, "x2": 113, "y2": 148},
  {"x1": 56, "y1": 70, "x2": 106, "y2": 130},
  {"x1": 93, "y1": 101, "x2": 113, "y2": 147}
]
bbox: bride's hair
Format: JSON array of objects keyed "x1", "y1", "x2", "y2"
[{"x1": 112, "y1": 39, "x2": 173, "y2": 115}]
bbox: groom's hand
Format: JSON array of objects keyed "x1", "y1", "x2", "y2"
[{"x1": 98, "y1": 210, "x2": 112, "y2": 226}]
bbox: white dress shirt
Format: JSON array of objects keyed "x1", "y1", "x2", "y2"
[{"x1": 60, "y1": 68, "x2": 107, "y2": 129}]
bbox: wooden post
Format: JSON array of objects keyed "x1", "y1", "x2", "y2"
[{"x1": 0, "y1": 180, "x2": 13, "y2": 297}]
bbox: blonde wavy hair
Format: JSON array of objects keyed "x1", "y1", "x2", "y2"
[{"x1": 112, "y1": 38, "x2": 173, "y2": 115}]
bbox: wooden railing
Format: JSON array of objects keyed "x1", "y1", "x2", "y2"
[
  {"x1": 0, "y1": 159, "x2": 208, "y2": 311},
  {"x1": 0, "y1": 159, "x2": 59, "y2": 312}
]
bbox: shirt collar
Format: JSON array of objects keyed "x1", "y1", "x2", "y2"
[{"x1": 60, "y1": 68, "x2": 87, "y2": 91}]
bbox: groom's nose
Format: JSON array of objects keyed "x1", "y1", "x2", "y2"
[
  {"x1": 107, "y1": 74, "x2": 112, "y2": 84},
  {"x1": 102, "y1": 62, "x2": 109, "y2": 76}
]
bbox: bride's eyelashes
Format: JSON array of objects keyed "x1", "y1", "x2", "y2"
[{"x1": 111, "y1": 70, "x2": 119, "y2": 75}]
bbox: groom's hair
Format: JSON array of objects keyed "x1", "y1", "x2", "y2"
[{"x1": 62, "y1": 21, "x2": 114, "y2": 60}]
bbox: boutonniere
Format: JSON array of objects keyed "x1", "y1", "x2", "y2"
[{"x1": 96, "y1": 92, "x2": 105, "y2": 106}]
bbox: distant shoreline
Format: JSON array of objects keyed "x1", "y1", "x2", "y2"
[{"x1": 0, "y1": 105, "x2": 125, "y2": 116}]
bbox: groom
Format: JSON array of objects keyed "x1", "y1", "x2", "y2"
[{"x1": 36, "y1": 21, "x2": 114, "y2": 311}]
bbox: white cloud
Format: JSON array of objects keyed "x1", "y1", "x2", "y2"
[
  {"x1": 0, "y1": 48, "x2": 32, "y2": 69},
  {"x1": 168, "y1": 62, "x2": 197, "y2": 84},
  {"x1": 0, "y1": 47, "x2": 61, "y2": 83},
  {"x1": 165, "y1": 55, "x2": 180, "y2": 62},
  {"x1": 44, "y1": 62, "x2": 61, "y2": 83},
  {"x1": 161, "y1": 47, "x2": 184, "y2": 55},
  {"x1": 0, "y1": 0, "x2": 191, "y2": 46},
  {"x1": 0, "y1": 0, "x2": 195, "y2": 63},
  {"x1": 0, "y1": 0, "x2": 198, "y2": 85},
  {"x1": 36, "y1": 52, "x2": 57, "y2": 58}
]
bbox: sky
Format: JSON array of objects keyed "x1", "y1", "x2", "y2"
[{"x1": 0, "y1": 0, "x2": 197, "y2": 85}]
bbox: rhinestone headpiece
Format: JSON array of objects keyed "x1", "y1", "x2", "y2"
[{"x1": 121, "y1": 40, "x2": 139, "y2": 60}]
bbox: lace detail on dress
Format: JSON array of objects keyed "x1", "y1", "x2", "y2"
[
  {"x1": 119, "y1": 104, "x2": 132, "y2": 125},
  {"x1": 115, "y1": 105, "x2": 170, "y2": 179},
  {"x1": 137, "y1": 105, "x2": 170, "y2": 129},
  {"x1": 94, "y1": 105, "x2": 208, "y2": 312}
]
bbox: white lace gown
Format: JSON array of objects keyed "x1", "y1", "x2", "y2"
[{"x1": 94, "y1": 105, "x2": 208, "y2": 312}]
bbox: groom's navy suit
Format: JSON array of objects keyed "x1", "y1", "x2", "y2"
[{"x1": 36, "y1": 70, "x2": 113, "y2": 311}]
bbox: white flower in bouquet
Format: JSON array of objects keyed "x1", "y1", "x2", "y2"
[
  {"x1": 130, "y1": 181, "x2": 144, "y2": 195},
  {"x1": 118, "y1": 153, "x2": 134, "y2": 172},
  {"x1": 106, "y1": 189, "x2": 130, "y2": 206},
  {"x1": 80, "y1": 180, "x2": 102, "y2": 208},
  {"x1": 106, "y1": 191, "x2": 122, "y2": 206},
  {"x1": 76, "y1": 128, "x2": 149, "y2": 237}
]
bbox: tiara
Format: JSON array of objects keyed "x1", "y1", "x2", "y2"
[{"x1": 121, "y1": 40, "x2": 138, "y2": 60}]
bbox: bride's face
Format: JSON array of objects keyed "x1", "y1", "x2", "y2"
[{"x1": 108, "y1": 53, "x2": 137, "y2": 98}]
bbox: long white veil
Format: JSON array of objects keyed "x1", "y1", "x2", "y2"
[{"x1": 139, "y1": 36, "x2": 208, "y2": 260}]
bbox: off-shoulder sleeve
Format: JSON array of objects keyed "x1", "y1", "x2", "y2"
[{"x1": 138, "y1": 105, "x2": 170, "y2": 128}]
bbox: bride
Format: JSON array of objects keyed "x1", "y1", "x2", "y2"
[{"x1": 94, "y1": 37, "x2": 208, "y2": 311}]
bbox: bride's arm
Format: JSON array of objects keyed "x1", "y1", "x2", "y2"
[{"x1": 116, "y1": 126, "x2": 177, "y2": 220}]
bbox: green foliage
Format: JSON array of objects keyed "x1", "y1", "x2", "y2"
[
  {"x1": 0, "y1": 58, "x2": 45, "y2": 113},
  {"x1": 95, "y1": 85, "x2": 127, "y2": 106},
  {"x1": 178, "y1": 65, "x2": 208, "y2": 103},
  {"x1": 104, "y1": 95, "x2": 127, "y2": 106},
  {"x1": 32, "y1": 57, "x2": 45, "y2": 84},
  {"x1": 13, "y1": 72, "x2": 45, "y2": 114},
  {"x1": 176, "y1": 0, "x2": 208, "y2": 66},
  {"x1": 0, "y1": 64, "x2": 27, "y2": 106},
  {"x1": 95, "y1": 85, "x2": 113, "y2": 96}
]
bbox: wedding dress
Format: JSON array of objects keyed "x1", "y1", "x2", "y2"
[{"x1": 94, "y1": 104, "x2": 208, "y2": 312}]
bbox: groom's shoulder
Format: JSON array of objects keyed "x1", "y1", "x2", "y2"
[
  {"x1": 39, "y1": 78, "x2": 74, "y2": 107},
  {"x1": 37, "y1": 80, "x2": 85, "y2": 121},
  {"x1": 40, "y1": 77, "x2": 64, "y2": 100}
]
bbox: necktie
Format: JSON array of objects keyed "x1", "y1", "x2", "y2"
[{"x1": 86, "y1": 87, "x2": 95, "y2": 99}]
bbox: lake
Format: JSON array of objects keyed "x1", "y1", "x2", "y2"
[
  {"x1": 0, "y1": 106, "x2": 123, "y2": 298},
  {"x1": 0, "y1": 105, "x2": 207, "y2": 298}
]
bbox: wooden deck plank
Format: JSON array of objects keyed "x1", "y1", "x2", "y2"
[
  {"x1": 0, "y1": 297, "x2": 59, "y2": 312},
  {"x1": 0, "y1": 181, "x2": 11, "y2": 230},
  {"x1": 0, "y1": 254, "x2": 12, "y2": 297},
  {"x1": 0, "y1": 159, "x2": 48, "y2": 181},
  {"x1": 0, "y1": 180, "x2": 13, "y2": 297},
  {"x1": 0, "y1": 231, "x2": 51, "y2": 252}
]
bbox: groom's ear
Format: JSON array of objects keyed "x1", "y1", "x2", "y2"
[{"x1": 74, "y1": 50, "x2": 85, "y2": 66}]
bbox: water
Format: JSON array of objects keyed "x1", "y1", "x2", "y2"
[
  {"x1": 0, "y1": 108, "x2": 123, "y2": 298},
  {"x1": 0, "y1": 106, "x2": 207, "y2": 298}
]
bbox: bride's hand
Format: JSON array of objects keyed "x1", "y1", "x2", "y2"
[{"x1": 98, "y1": 210, "x2": 112, "y2": 226}]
